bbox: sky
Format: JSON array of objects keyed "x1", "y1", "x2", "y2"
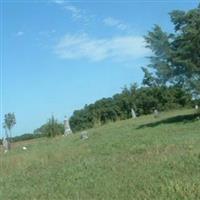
[{"x1": 1, "y1": 0, "x2": 199, "y2": 137}]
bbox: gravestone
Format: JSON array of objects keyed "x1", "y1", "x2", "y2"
[
  {"x1": 195, "y1": 105, "x2": 199, "y2": 110},
  {"x1": 2, "y1": 137, "x2": 9, "y2": 153},
  {"x1": 80, "y1": 131, "x2": 88, "y2": 140},
  {"x1": 64, "y1": 116, "x2": 72, "y2": 136},
  {"x1": 154, "y1": 109, "x2": 159, "y2": 118},
  {"x1": 131, "y1": 108, "x2": 136, "y2": 119}
]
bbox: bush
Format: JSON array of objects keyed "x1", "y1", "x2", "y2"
[{"x1": 34, "y1": 116, "x2": 64, "y2": 137}]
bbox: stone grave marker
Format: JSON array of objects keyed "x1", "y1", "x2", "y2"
[
  {"x1": 80, "y1": 131, "x2": 88, "y2": 140},
  {"x1": 154, "y1": 109, "x2": 159, "y2": 118},
  {"x1": 64, "y1": 116, "x2": 72, "y2": 136},
  {"x1": 131, "y1": 108, "x2": 136, "y2": 119},
  {"x1": 2, "y1": 137, "x2": 9, "y2": 153}
]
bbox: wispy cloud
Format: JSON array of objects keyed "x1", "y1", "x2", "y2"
[
  {"x1": 55, "y1": 33, "x2": 149, "y2": 62},
  {"x1": 51, "y1": 1, "x2": 146, "y2": 62},
  {"x1": 52, "y1": 1, "x2": 130, "y2": 32},
  {"x1": 16, "y1": 31, "x2": 24, "y2": 36},
  {"x1": 103, "y1": 17, "x2": 130, "y2": 31},
  {"x1": 52, "y1": 0, "x2": 91, "y2": 24},
  {"x1": 64, "y1": 5, "x2": 86, "y2": 21},
  {"x1": 51, "y1": 0, "x2": 65, "y2": 4}
]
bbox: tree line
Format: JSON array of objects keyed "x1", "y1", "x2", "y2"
[{"x1": 69, "y1": 85, "x2": 192, "y2": 132}]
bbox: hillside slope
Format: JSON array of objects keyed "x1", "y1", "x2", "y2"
[{"x1": 0, "y1": 109, "x2": 200, "y2": 200}]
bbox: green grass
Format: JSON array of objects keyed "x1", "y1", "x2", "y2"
[{"x1": 0, "y1": 109, "x2": 200, "y2": 200}]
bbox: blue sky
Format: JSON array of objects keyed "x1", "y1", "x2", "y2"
[{"x1": 1, "y1": 0, "x2": 199, "y2": 137}]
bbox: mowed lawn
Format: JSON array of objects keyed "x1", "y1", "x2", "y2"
[{"x1": 0, "y1": 109, "x2": 200, "y2": 200}]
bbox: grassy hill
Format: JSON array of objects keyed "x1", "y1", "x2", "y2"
[{"x1": 0, "y1": 109, "x2": 200, "y2": 200}]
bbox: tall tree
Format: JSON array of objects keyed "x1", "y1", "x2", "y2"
[
  {"x1": 4, "y1": 113, "x2": 16, "y2": 140},
  {"x1": 144, "y1": 5, "x2": 200, "y2": 94}
]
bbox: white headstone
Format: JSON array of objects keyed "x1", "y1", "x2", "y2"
[
  {"x1": 195, "y1": 105, "x2": 199, "y2": 110},
  {"x1": 80, "y1": 131, "x2": 88, "y2": 140},
  {"x1": 154, "y1": 109, "x2": 159, "y2": 118},
  {"x1": 64, "y1": 116, "x2": 72, "y2": 136},
  {"x1": 2, "y1": 137, "x2": 9, "y2": 153},
  {"x1": 131, "y1": 108, "x2": 136, "y2": 119}
]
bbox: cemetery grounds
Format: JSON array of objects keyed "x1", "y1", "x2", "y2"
[{"x1": 0, "y1": 109, "x2": 200, "y2": 199}]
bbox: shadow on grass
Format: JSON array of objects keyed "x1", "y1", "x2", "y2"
[{"x1": 137, "y1": 113, "x2": 199, "y2": 129}]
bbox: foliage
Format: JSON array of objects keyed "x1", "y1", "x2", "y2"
[
  {"x1": 141, "y1": 67, "x2": 159, "y2": 87},
  {"x1": 4, "y1": 113, "x2": 16, "y2": 138},
  {"x1": 12, "y1": 133, "x2": 43, "y2": 142},
  {"x1": 70, "y1": 85, "x2": 192, "y2": 132},
  {"x1": 34, "y1": 116, "x2": 64, "y2": 137},
  {"x1": 144, "y1": 5, "x2": 200, "y2": 93},
  {"x1": 1, "y1": 109, "x2": 200, "y2": 200},
  {"x1": 3, "y1": 113, "x2": 16, "y2": 149}
]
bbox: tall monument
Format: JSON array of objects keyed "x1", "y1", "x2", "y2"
[
  {"x1": 131, "y1": 108, "x2": 136, "y2": 119},
  {"x1": 64, "y1": 116, "x2": 72, "y2": 136}
]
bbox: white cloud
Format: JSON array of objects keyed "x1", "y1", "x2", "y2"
[
  {"x1": 64, "y1": 5, "x2": 84, "y2": 21},
  {"x1": 52, "y1": 0, "x2": 90, "y2": 23},
  {"x1": 51, "y1": 0, "x2": 65, "y2": 4},
  {"x1": 64, "y1": 5, "x2": 95, "y2": 25},
  {"x1": 55, "y1": 33, "x2": 150, "y2": 62},
  {"x1": 16, "y1": 31, "x2": 24, "y2": 36},
  {"x1": 103, "y1": 17, "x2": 130, "y2": 31}
]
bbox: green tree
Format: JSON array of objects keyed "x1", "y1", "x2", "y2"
[
  {"x1": 144, "y1": 5, "x2": 200, "y2": 94},
  {"x1": 44, "y1": 115, "x2": 64, "y2": 137},
  {"x1": 4, "y1": 113, "x2": 16, "y2": 141}
]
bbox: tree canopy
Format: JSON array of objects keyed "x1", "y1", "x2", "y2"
[
  {"x1": 4, "y1": 113, "x2": 16, "y2": 138},
  {"x1": 69, "y1": 85, "x2": 192, "y2": 132},
  {"x1": 144, "y1": 5, "x2": 200, "y2": 94}
]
